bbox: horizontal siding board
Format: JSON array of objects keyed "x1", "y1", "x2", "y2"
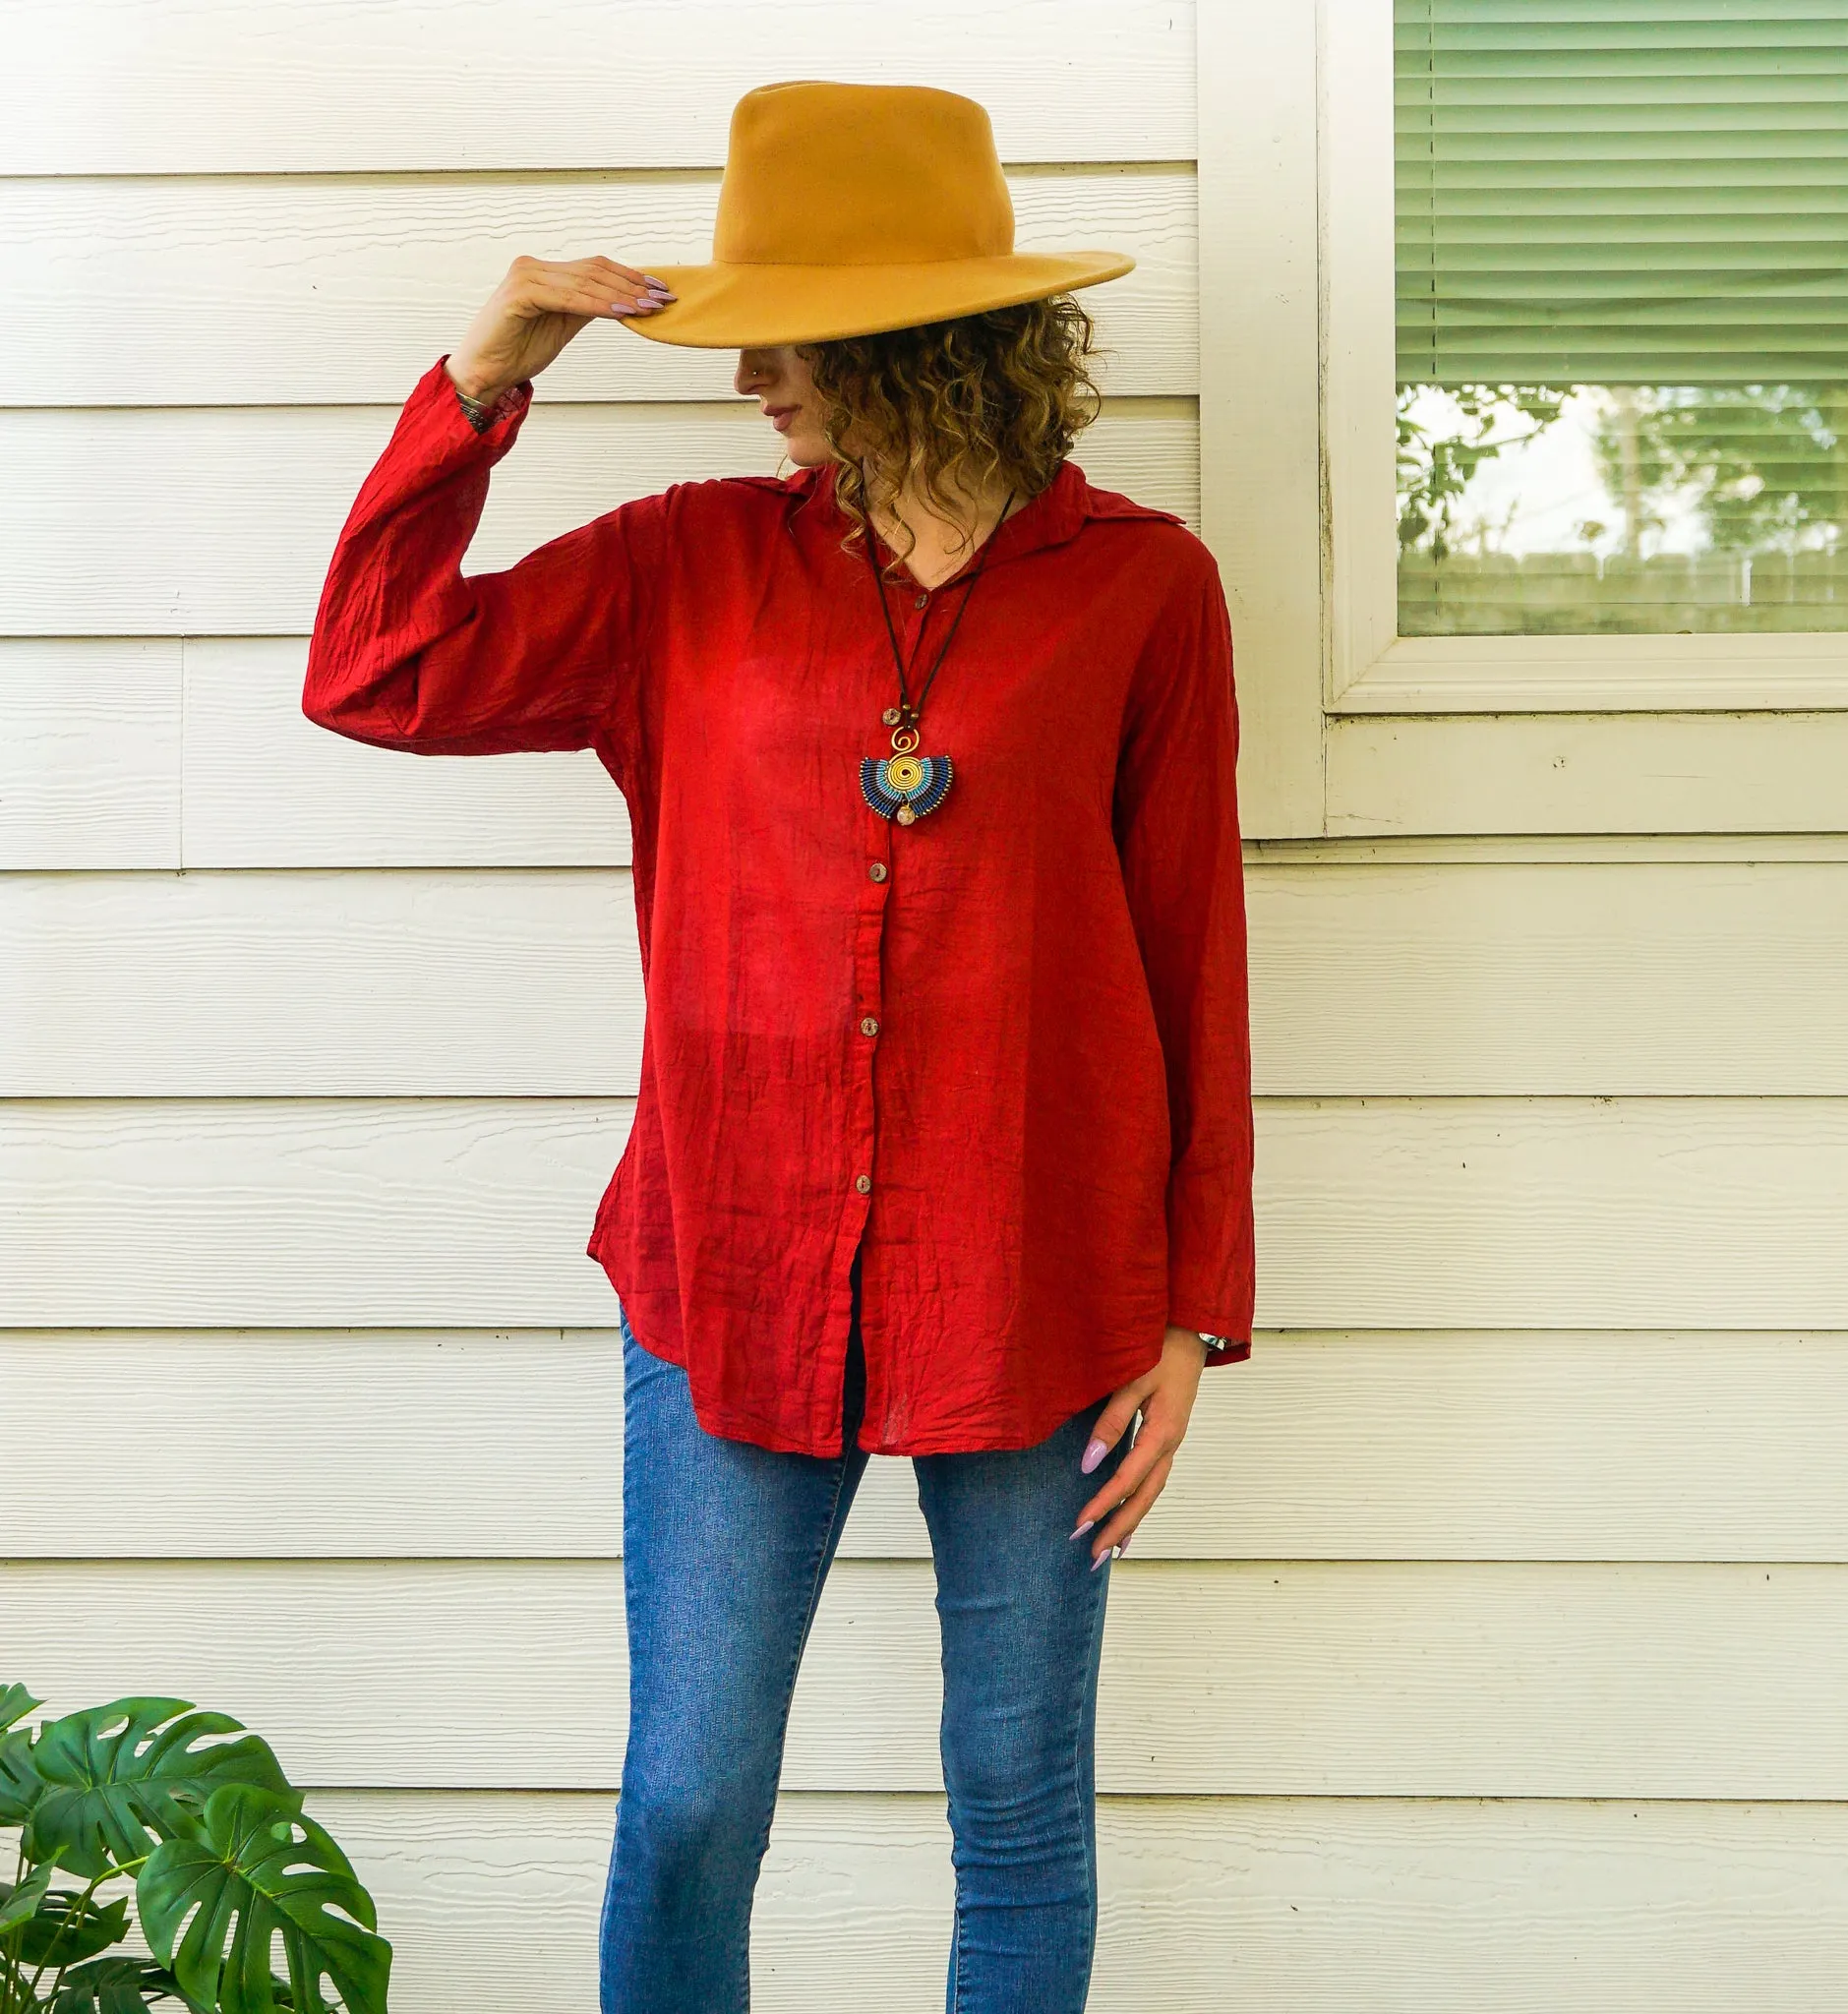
[
  {"x1": 181, "y1": 640, "x2": 629, "y2": 869},
  {"x1": 4, "y1": 2, "x2": 1196, "y2": 174},
  {"x1": 0, "y1": 641, "x2": 180, "y2": 867},
  {"x1": 162, "y1": 638, "x2": 1848, "y2": 869},
  {"x1": 177, "y1": 641, "x2": 1848, "y2": 865},
  {"x1": 8, "y1": 860, "x2": 1848, "y2": 1094},
  {"x1": 1327, "y1": 711, "x2": 1848, "y2": 836},
  {"x1": 9, "y1": 1330, "x2": 1848, "y2": 1564},
  {"x1": 3, "y1": 170, "x2": 1196, "y2": 405},
  {"x1": 20, "y1": 652, "x2": 1848, "y2": 871},
  {"x1": 0, "y1": 1097, "x2": 634, "y2": 1328},
  {"x1": 8, "y1": 1558, "x2": 1848, "y2": 1796},
  {"x1": 314, "y1": 1789, "x2": 1848, "y2": 2013},
  {"x1": 180, "y1": 688, "x2": 1848, "y2": 864},
  {"x1": 0, "y1": 870, "x2": 644, "y2": 1096},
  {"x1": 1258, "y1": 1096, "x2": 1848, "y2": 1330},
  {"x1": 6, "y1": 1096, "x2": 1848, "y2": 1329},
  {"x1": 0, "y1": 401, "x2": 1198, "y2": 635},
  {"x1": 1253, "y1": 835, "x2": 1848, "y2": 865},
  {"x1": 1250, "y1": 859, "x2": 1848, "y2": 1095}
]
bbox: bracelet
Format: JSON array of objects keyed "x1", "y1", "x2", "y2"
[
  {"x1": 449, "y1": 372, "x2": 527, "y2": 435},
  {"x1": 451, "y1": 381, "x2": 497, "y2": 434}
]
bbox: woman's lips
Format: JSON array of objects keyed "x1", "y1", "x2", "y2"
[{"x1": 766, "y1": 407, "x2": 795, "y2": 433}]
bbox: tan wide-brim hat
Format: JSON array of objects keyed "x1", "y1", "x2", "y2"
[{"x1": 625, "y1": 81, "x2": 1135, "y2": 349}]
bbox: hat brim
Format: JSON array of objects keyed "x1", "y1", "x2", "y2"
[{"x1": 619, "y1": 250, "x2": 1134, "y2": 348}]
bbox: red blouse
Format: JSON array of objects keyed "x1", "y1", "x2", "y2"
[{"x1": 304, "y1": 358, "x2": 1255, "y2": 1456}]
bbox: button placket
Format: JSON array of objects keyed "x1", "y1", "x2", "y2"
[{"x1": 848, "y1": 831, "x2": 892, "y2": 1240}]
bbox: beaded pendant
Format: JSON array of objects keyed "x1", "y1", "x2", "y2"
[
  {"x1": 861, "y1": 751, "x2": 953, "y2": 825},
  {"x1": 861, "y1": 707, "x2": 953, "y2": 825}
]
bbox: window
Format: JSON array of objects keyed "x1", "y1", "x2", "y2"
[
  {"x1": 1396, "y1": 1, "x2": 1848, "y2": 639},
  {"x1": 1199, "y1": 0, "x2": 1848, "y2": 835}
]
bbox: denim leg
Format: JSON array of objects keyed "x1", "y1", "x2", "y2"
[
  {"x1": 600, "y1": 1304, "x2": 871, "y2": 2014},
  {"x1": 914, "y1": 1394, "x2": 1128, "y2": 2014}
]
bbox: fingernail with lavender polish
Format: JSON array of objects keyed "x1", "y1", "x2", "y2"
[
  {"x1": 1090, "y1": 1543, "x2": 1119, "y2": 1572},
  {"x1": 1068, "y1": 1518, "x2": 1094, "y2": 1542},
  {"x1": 1080, "y1": 1437, "x2": 1107, "y2": 1475},
  {"x1": 644, "y1": 274, "x2": 670, "y2": 288}
]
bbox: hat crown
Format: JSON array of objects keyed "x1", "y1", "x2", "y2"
[{"x1": 714, "y1": 82, "x2": 1016, "y2": 268}]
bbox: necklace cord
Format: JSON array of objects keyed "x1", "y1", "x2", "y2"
[{"x1": 864, "y1": 492, "x2": 1016, "y2": 724}]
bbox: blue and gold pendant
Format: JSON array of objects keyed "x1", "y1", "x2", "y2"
[{"x1": 861, "y1": 749, "x2": 953, "y2": 825}]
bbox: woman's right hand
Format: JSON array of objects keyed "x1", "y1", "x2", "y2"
[{"x1": 446, "y1": 256, "x2": 675, "y2": 403}]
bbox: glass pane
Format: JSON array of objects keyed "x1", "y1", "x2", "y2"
[
  {"x1": 1394, "y1": 0, "x2": 1848, "y2": 638},
  {"x1": 1398, "y1": 383, "x2": 1848, "y2": 636}
]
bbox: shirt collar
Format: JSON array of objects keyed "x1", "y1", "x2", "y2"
[{"x1": 784, "y1": 456, "x2": 1109, "y2": 569}]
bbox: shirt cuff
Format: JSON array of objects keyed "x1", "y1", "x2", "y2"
[{"x1": 441, "y1": 360, "x2": 532, "y2": 435}]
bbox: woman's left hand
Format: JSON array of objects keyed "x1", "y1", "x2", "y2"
[{"x1": 1070, "y1": 1326, "x2": 1208, "y2": 1566}]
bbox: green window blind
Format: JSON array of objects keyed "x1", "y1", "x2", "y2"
[
  {"x1": 1397, "y1": 1, "x2": 1848, "y2": 388},
  {"x1": 1396, "y1": 1, "x2": 1848, "y2": 637}
]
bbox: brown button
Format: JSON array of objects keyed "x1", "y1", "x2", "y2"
[
  {"x1": 855, "y1": 1173, "x2": 872, "y2": 1194},
  {"x1": 914, "y1": 592, "x2": 928, "y2": 610},
  {"x1": 868, "y1": 861, "x2": 888, "y2": 882},
  {"x1": 860, "y1": 1016, "x2": 880, "y2": 1037}
]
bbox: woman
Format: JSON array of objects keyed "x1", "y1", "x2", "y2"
[{"x1": 305, "y1": 79, "x2": 1254, "y2": 2014}]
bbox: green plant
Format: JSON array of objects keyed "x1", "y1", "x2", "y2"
[
  {"x1": 0, "y1": 1685, "x2": 389, "y2": 2014},
  {"x1": 1397, "y1": 383, "x2": 1571, "y2": 558},
  {"x1": 1592, "y1": 385, "x2": 1848, "y2": 556}
]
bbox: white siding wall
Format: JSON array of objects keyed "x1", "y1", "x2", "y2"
[{"x1": 7, "y1": 4, "x2": 1848, "y2": 2007}]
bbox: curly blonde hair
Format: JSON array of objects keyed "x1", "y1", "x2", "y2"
[{"x1": 798, "y1": 296, "x2": 1103, "y2": 571}]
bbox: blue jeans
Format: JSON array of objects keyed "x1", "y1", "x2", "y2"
[{"x1": 600, "y1": 1258, "x2": 1129, "y2": 2013}]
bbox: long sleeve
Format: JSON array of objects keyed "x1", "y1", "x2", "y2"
[
  {"x1": 1111, "y1": 547, "x2": 1257, "y2": 1360},
  {"x1": 302, "y1": 356, "x2": 668, "y2": 779}
]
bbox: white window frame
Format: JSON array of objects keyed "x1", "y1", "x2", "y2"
[
  {"x1": 1199, "y1": 0, "x2": 1848, "y2": 840},
  {"x1": 1323, "y1": 0, "x2": 1848, "y2": 718}
]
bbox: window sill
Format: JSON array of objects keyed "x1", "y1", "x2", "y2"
[{"x1": 1332, "y1": 633, "x2": 1848, "y2": 716}]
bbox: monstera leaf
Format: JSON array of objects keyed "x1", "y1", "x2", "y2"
[
  {"x1": 0, "y1": 1855, "x2": 63, "y2": 1937},
  {"x1": 15, "y1": 1888, "x2": 133, "y2": 1968},
  {"x1": 140, "y1": 1785, "x2": 389, "y2": 2014},
  {"x1": 0, "y1": 1681, "x2": 44, "y2": 1824},
  {"x1": 0, "y1": 1684, "x2": 39, "y2": 1735},
  {"x1": 25, "y1": 1698, "x2": 295, "y2": 1880},
  {"x1": 47, "y1": 1955, "x2": 191, "y2": 2013}
]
